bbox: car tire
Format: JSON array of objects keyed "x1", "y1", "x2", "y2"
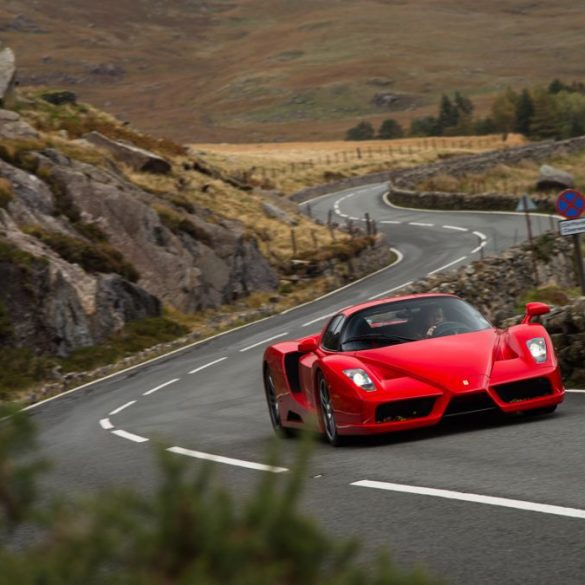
[
  {"x1": 317, "y1": 373, "x2": 343, "y2": 446},
  {"x1": 264, "y1": 366, "x2": 295, "y2": 438}
]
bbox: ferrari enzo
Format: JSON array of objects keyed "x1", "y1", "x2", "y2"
[{"x1": 263, "y1": 293, "x2": 564, "y2": 445}]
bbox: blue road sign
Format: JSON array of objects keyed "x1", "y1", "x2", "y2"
[{"x1": 555, "y1": 189, "x2": 585, "y2": 219}]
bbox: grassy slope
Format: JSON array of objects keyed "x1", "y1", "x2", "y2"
[{"x1": 3, "y1": 0, "x2": 585, "y2": 142}]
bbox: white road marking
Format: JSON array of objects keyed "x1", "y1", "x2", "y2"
[
  {"x1": 473, "y1": 230, "x2": 487, "y2": 240},
  {"x1": 351, "y1": 480, "x2": 585, "y2": 521},
  {"x1": 409, "y1": 222, "x2": 434, "y2": 227},
  {"x1": 111, "y1": 429, "x2": 149, "y2": 443},
  {"x1": 240, "y1": 332, "x2": 289, "y2": 352},
  {"x1": 442, "y1": 225, "x2": 468, "y2": 232},
  {"x1": 302, "y1": 312, "x2": 338, "y2": 328},
  {"x1": 143, "y1": 378, "x2": 180, "y2": 396},
  {"x1": 167, "y1": 446, "x2": 288, "y2": 474},
  {"x1": 380, "y1": 220, "x2": 402, "y2": 224},
  {"x1": 189, "y1": 357, "x2": 228, "y2": 375},
  {"x1": 567, "y1": 389, "x2": 585, "y2": 394},
  {"x1": 471, "y1": 242, "x2": 488, "y2": 254},
  {"x1": 100, "y1": 418, "x2": 114, "y2": 430},
  {"x1": 428, "y1": 256, "x2": 467, "y2": 275},
  {"x1": 368, "y1": 281, "x2": 414, "y2": 300},
  {"x1": 109, "y1": 401, "x2": 136, "y2": 416}
]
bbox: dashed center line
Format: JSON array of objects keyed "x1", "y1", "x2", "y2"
[
  {"x1": 428, "y1": 256, "x2": 467, "y2": 275},
  {"x1": 168, "y1": 446, "x2": 288, "y2": 474},
  {"x1": 351, "y1": 480, "x2": 585, "y2": 521},
  {"x1": 473, "y1": 230, "x2": 487, "y2": 240},
  {"x1": 302, "y1": 312, "x2": 337, "y2": 328},
  {"x1": 143, "y1": 378, "x2": 180, "y2": 396},
  {"x1": 112, "y1": 429, "x2": 149, "y2": 443},
  {"x1": 100, "y1": 418, "x2": 114, "y2": 430},
  {"x1": 368, "y1": 281, "x2": 414, "y2": 301},
  {"x1": 240, "y1": 332, "x2": 289, "y2": 352},
  {"x1": 109, "y1": 401, "x2": 136, "y2": 416},
  {"x1": 409, "y1": 222, "x2": 434, "y2": 227},
  {"x1": 442, "y1": 225, "x2": 468, "y2": 232},
  {"x1": 189, "y1": 357, "x2": 228, "y2": 375}
]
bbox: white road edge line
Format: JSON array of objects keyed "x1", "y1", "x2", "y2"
[
  {"x1": 143, "y1": 378, "x2": 180, "y2": 396},
  {"x1": 473, "y1": 231, "x2": 487, "y2": 240},
  {"x1": 189, "y1": 357, "x2": 228, "y2": 375},
  {"x1": 109, "y1": 401, "x2": 136, "y2": 416},
  {"x1": 442, "y1": 225, "x2": 468, "y2": 232},
  {"x1": 351, "y1": 480, "x2": 585, "y2": 520},
  {"x1": 302, "y1": 312, "x2": 338, "y2": 328},
  {"x1": 111, "y1": 429, "x2": 149, "y2": 443},
  {"x1": 368, "y1": 281, "x2": 414, "y2": 301},
  {"x1": 428, "y1": 256, "x2": 467, "y2": 275},
  {"x1": 168, "y1": 446, "x2": 288, "y2": 474},
  {"x1": 99, "y1": 418, "x2": 114, "y2": 430},
  {"x1": 240, "y1": 333, "x2": 289, "y2": 353},
  {"x1": 567, "y1": 389, "x2": 585, "y2": 394}
]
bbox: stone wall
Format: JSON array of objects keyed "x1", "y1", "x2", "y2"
[{"x1": 290, "y1": 135, "x2": 585, "y2": 204}]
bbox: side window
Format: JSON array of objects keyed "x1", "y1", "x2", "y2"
[{"x1": 321, "y1": 315, "x2": 345, "y2": 351}]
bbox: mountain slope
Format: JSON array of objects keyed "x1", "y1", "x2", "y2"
[{"x1": 2, "y1": 0, "x2": 585, "y2": 141}]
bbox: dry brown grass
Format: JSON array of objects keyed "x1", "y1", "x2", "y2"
[{"x1": 192, "y1": 135, "x2": 526, "y2": 195}]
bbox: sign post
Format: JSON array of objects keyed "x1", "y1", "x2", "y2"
[
  {"x1": 556, "y1": 190, "x2": 585, "y2": 295},
  {"x1": 516, "y1": 195, "x2": 539, "y2": 284}
]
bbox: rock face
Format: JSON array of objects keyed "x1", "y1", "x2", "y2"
[
  {"x1": 84, "y1": 131, "x2": 172, "y2": 174},
  {"x1": 0, "y1": 47, "x2": 16, "y2": 105},
  {"x1": 536, "y1": 164, "x2": 574, "y2": 191},
  {"x1": 0, "y1": 139, "x2": 278, "y2": 355},
  {"x1": 0, "y1": 109, "x2": 39, "y2": 140}
]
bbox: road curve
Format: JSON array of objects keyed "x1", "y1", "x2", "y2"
[{"x1": 28, "y1": 183, "x2": 585, "y2": 585}]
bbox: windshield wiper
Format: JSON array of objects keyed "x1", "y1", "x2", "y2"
[{"x1": 343, "y1": 333, "x2": 415, "y2": 345}]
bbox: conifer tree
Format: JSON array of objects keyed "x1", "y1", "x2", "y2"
[{"x1": 514, "y1": 89, "x2": 535, "y2": 135}]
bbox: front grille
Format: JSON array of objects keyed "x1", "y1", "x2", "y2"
[
  {"x1": 444, "y1": 392, "x2": 497, "y2": 417},
  {"x1": 493, "y1": 377, "x2": 553, "y2": 403},
  {"x1": 376, "y1": 397, "x2": 436, "y2": 423}
]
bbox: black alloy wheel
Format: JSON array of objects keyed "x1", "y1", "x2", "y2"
[
  {"x1": 318, "y1": 374, "x2": 342, "y2": 446},
  {"x1": 264, "y1": 367, "x2": 294, "y2": 438}
]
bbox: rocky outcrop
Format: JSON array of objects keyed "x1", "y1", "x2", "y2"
[
  {"x1": 0, "y1": 47, "x2": 16, "y2": 106},
  {"x1": 0, "y1": 109, "x2": 39, "y2": 140},
  {"x1": 0, "y1": 137, "x2": 278, "y2": 356},
  {"x1": 41, "y1": 90, "x2": 77, "y2": 106},
  {"x1": 84, "y1": 131, "x2": 172, "y2": 174},
  {"x1": 537, "y1": 164, "x2": 574, "y2": 191}
]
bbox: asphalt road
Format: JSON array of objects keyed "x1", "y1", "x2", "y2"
[{"x1": 27, "y1": 183, "x2": 585, "y2": 585}]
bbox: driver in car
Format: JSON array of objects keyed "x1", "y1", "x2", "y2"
[{"x1": 416, "y1": 305, "x2": 445, "y2": 338}]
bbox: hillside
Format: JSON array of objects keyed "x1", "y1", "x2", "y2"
[
  {"x1": 0, "y1": 84, "x2": 384, "y2": 398},
  {"x1": 2, "y1": 0, "x2": 585, "y2": 142}
]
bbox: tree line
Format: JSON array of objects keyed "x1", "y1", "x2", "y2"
[{"x1": 345, "y1": 80, "x2": 585, "y2": 141}]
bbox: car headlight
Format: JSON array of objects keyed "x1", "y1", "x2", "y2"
[
  {"x1": 527, "y1": 338, "x2": 547, "y2": 363},
  {"x1": 343, "y1": 368, "x2": 376, "y2": 391}
]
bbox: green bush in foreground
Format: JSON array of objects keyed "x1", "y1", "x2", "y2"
[{"x1": 0, "y1": 408, "x2": 440, "y2": 585}]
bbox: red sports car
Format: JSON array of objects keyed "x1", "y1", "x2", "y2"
[{"x1": 263, "y1": 293, "x2": 564, "y2": 445}]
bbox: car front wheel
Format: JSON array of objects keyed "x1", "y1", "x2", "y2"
[{"x1": 318, "y1": 373, "x2": 342, "y2": 446}]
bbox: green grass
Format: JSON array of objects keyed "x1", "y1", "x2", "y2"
[{"x1": 516, "y1": 285, "x2": 580, "y2": 313}]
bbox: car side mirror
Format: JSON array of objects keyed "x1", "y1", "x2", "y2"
[
  {"x1": 298, "y1": 337, "x2": 318, "y2": 353},
  {"x1": 521, "y1": 302, "x2": 551, "y2": 324}
]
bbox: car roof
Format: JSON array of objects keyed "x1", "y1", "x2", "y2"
[{"x1": 338, "y1": 293, "x2": 458, "y2": 318}]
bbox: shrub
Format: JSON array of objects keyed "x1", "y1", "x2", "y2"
[
  {"x1": 0, "y1": 411, "x2": 439, "y2": 585},
  {"x1": 345, "y1": 121, "x2": 375, "y2": 141}
]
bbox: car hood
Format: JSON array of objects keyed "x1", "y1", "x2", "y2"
[{"x1": 357, "y1": 329, "x2": 498, "y2": 392}]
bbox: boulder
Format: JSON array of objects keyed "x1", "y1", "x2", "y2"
[
  {"x1": 537, "y1": 164, "x2": 574, "y2": 191},
  {"x1": 262, "y1": 202, "x2": 295, "y2": 225},
  {"x1": 83, "y1": 131, "x2": 171, "y2": 174},
  {"x1": 0, "y1": 47, "x2": 16, "y2": 105},
  {"x1": 0, "y1": 109, "x2": 39, "y2": 140}
]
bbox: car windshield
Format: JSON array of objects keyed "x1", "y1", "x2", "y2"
[{"x1": 340, "y1": 296, "x2": 491, "y2": 351}]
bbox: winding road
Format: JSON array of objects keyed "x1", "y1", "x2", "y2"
[{"x1": 27, "y1": 183, "x2": 585, "y2": 585}]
